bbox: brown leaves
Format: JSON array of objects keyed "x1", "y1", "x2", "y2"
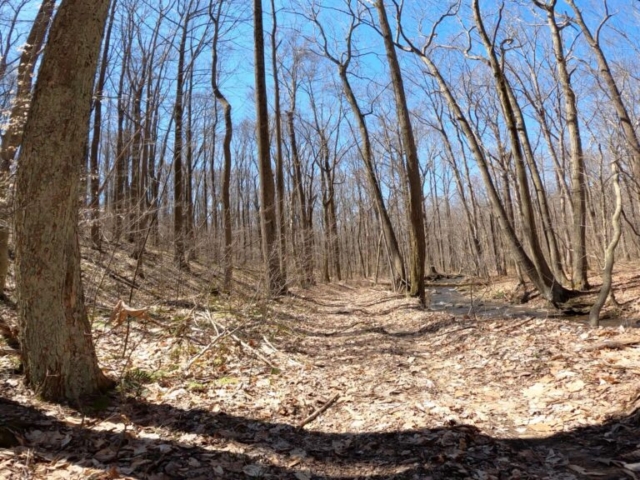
[
  {"x1": 3, "y1": 280, "x2": 640, "y2": 479},
  {"x1": 108, "y1": 299, "x2": 150, "y2": 327}
]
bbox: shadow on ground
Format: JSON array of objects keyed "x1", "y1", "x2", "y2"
[{"x1": 1, "y1": 394, "x2": 639, "y2": 479}]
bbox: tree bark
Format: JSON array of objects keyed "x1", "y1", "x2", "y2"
[
  {"x1": 270, "y1": 0, "x2": 287, "y2": 284},
  {"x1": 375, "y1": 0, "x2": 426, "y2": 304},
  {"x1": 418, "y1": 50, "x2": 570, "y2": 304},
  {"x1": 15, "y1": 0, "x2": 114, "y2": 401},
  {"x1": 114, "y1": 41, "x2": 130, "y2": 241},
  {"x1": 287, "y1": 109, "x2": 314, "y2": 286},
  {"x1": 471, "y1": 0, "x2": 572, "y2": 303},
  {"x1": 534, "y1": 0, "x2": 588, "y2": 289},
  {"x1": 338, "y1": 67, "x2": 406, "y2": 290},
  {"x1": 185, "y1": 65, "x2": 196, "y2": 261},
  {"x1": 210, "y1": 0, "x2": 233, "y2": 291},
  {"x1": 0, "y1": 0, "x2": 56, "y2": 293},
  {"x1": 173, "y1": 12, "x2": 190, "y2": 270},
  {"x1": 254, "y1": 0, "x2": 285, "y2": 295},
  {"x1": 589, "y1": 161, "x2": 622, "y2": 326}
]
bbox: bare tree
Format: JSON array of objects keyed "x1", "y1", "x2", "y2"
[
  {"x1": 566, "y1": 0, "x2": 640, "y2": 186},
  {"x1": 533, "y1": 0, "x2": 588, "y2": 289},
  {"x1": 309, "y1": 2, "x2": 407, "y2": 291},
  {"x1": 590, "y1": 158, "x2": 622, "y2": 326},
  {"x1": 282, "y1": 48, "x2": 315, "y2": 286},
  {"x1": 15, "y1": 0, "x2": 114, "y2": 401},
  {"x1": 88, "y1": 0, "x2": 116, "y2": 251},
  {"x1": 0, "y1": 0, "x2": 31, "y2": 98},
  {"x1": 392, "y1": 3, "x2": 574, "y2": 304},
  {"x1": 270, "y1": 0, "x2": 287, "y2": 284},
  {"x1": 173, "y1": 2, "x2": 193, "y2": 270},
  {"x1": 373, "y1": 0, "x2": 426, "y2": 304},
  {"x1": 210, "y1": 0, "x2": 234, "y2": 291},
  {"x1": 254, "y1": 0, "x2": 285, "y2": 295}
]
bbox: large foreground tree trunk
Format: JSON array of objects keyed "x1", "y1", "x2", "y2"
[
  {"x1": 0, "y1": 0, "x2": 56, "y2": 294},
  {"x1": 15, "y1": 0, "x2": 114, "y2": 402}
]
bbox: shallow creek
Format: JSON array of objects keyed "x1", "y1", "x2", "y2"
[{"x1": 427, "y1": 280, "x2": 636, "y2": 328}]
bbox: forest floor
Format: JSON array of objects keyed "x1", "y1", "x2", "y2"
[{"x1": 2, "y1": 244, "x2": 640, "y2": 479}]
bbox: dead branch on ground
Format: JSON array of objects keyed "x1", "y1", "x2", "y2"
[{"x1": 297, "y1": 393, "x2": 340, "y2": 428}]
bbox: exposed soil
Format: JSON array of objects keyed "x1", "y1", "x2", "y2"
[{"x1": 1, "y1": 247, "x2": 640, "y2": 479}]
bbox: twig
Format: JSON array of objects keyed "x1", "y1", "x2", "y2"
[
  {"x1": 183, "y1": 328, "x2": 237, "y2": 372},
  {"x1": 298, "y1": 393, "x2": 340, "y2": 428},
  {"x1": 262, "y1": 335, "x2": 280, "y2": 353},
  {"x1": 231, "y1": 334, "x2": 278, "y2": 369},
  {"x1": 262, "y1": 335, "x2": 302, "y2": 366},
  {"x1": 205, "y1": 311, "x2": 279, "y2": 370}
]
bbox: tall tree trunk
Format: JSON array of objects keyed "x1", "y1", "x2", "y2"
[
  {"x1": 436, "y1": 117, "x2": 483, "y2": 275},
  {"x1": 417, "y1": 49, "x2": 570, "y2": 304},
  {"x1": 287, "y1": 110, "x2": 314, "y2": 286},
  {"x1": 210, "y1": 0, "x2": 233, "y2": 291},
  {"x1": 254, "y1": 0, "x2": 284, "y2": 295},
  {"x1": 590, "y1": 160, "x2": 622, "y2": 326},
  {"x1": 309, "y1": 10, "x2": 406, "y2": 290},
  {"x1": 15, "y1": 0, "x2": 114, "y2": 402},
  {"x1": 0, "y1": 0, "x2": 56, "y2": 294},
  {"x1": 375, "y1": 0, "x2": 426, "y2": 304},
  {"x1": 338, "y1": 67, "x2": 406, "y2": 290},
  {"x1": 88, "y1": 0, "x2": 116, "y2": 251},
  {"x1": 472, "y1": 0, "x2": 571, "y2": 302},
  {"x1": 532, "y1": 2, "x2": 582, "y2": 288},
  {"x1": 185, "y1": 66, "x2": 196, "y2": 261},
  {"x1": 209, "y1": 104, "x2": 219, "y2": 256},
  {"x1": 320, "y1": 168, "x2": 331, "y2": 283},
  {"x1": 173, "y1": 13, "x2": 189, "y2": 270},
  {"x1": 128, "y1": 81, "x2": 144, "y2": 251},
  {"x1": 270, "y1": 0, "x2": 287, "y2": 284},
  {"x1": 326, "y1": 163, "x2": 341, "y2": 281},
  {"x1": 0, "y1": 0, "x2": 55, "y2": 171},
  {"x1": 504, "y1": 83, "x2": 569, "y2": 286},
  {"x1": 114, "y1": 48, "x2": 130, "y2": 241}
]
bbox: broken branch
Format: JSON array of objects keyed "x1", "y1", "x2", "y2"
[{"x1": 297, "y1": 393, "x2": 340, "y2": 429}]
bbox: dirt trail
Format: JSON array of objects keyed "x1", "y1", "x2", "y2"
[
  {"x1": 278, "y1": 284, "x2": 631, "y2": 435},
  {"x1": 1, "y1": 282, "x2": 640, "y2": 479},
  {"x1": 268, "y1": 283, "x2": 640, "y2": 478}
]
